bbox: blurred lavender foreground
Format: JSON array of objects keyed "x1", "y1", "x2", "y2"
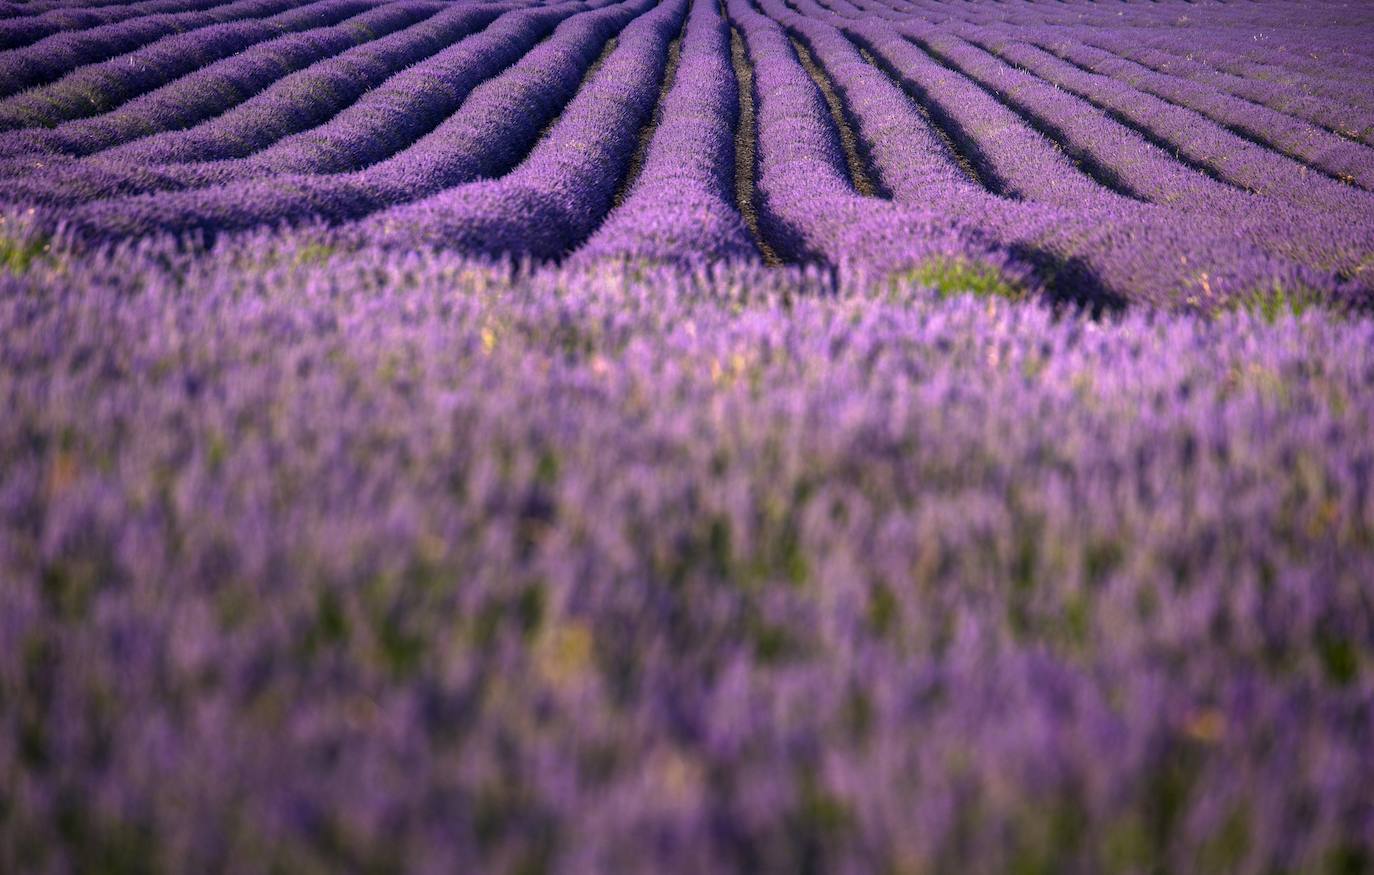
[
  {"x1": 0, "y1": 236, "x2": 1371, "y2": 873},
  {"x1": 1, "y1": 0, "x2": 1374, "y2": 869}
]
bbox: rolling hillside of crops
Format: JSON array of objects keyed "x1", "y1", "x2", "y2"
[{"x1": 2, "y1": 0, "x2": 1373, "y2": 872}]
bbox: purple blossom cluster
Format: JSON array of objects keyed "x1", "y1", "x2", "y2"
[{"x1": 3, "y1": 234, "x2": 1374, "y2": 873}]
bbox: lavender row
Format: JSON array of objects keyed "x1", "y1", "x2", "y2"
[
  {"x1": 846, "y1": 0, "x2": 1374, "y2": 170},
  {"x1": 0, "y1": 1, "x2": 438, "y2": 148},
  {"x1": 730, "y1": 0, "x2": 877, "y2": 264},
  {"x1": 838, "y1": 12, "x2": 1110, "y2": 208},
  {"x1": 905, "y1": 25, "x2": 1374, "y2": 280},
  {"x1": 0, "y1": 0, "x2": 233, "y2": 13},
  {"x1": 905, "y1": 0, "x2": 1374, "y2": 94},
  {"x1": 96, "y1": 2, "x2": 508, "y2": 164},
  {"x1": 777, "y1": 0, "x2": 1354, "y2": 308},
  {"x1": 1066, "y1": 31, "x2": 1374, "y2": 148},
  {"x1": 56, "y1": 0, "x2": 652, "y2": 242},
  {"x1": 901, "y1": 21, "x2": 1363, "y2": 221},
  {"x1": 900, "y1": 0, "x2": 1374, "y2": 46},
  {"x1": 0, "y1": 0, "x2": 382, "y2": 133},
  {"x1": 726, "y1": 0, "x2": 1023, "y2": 284},
  {"x1": 356, "y1": 0, "x2": 689, "y2": 257},
  {"x1": 973, "y1": 28, "x2": 1374, "y2": 245},
  {"x1": 0, "y1": 0, "x2": 230, "y2": 52},
  {"x1": 0, "y1": 0, "x2": 314, "y2": 98},
  {"x1": 0, "y1": 2, "x2": 605, "y2": 209},
  {"x1": 1013, "y1": 29, "x2": 1374, "y2": 192},
  {"x1": 763, "y1": 0, "x2": 977, "y2": 203},
  {"x1": 2, "y1": 231, "x2": 1372, "y2": 872},
  {"x1": 174, "y1": 0, "x2": 608, "y2": 175},
  {"x1": 1117, "y1": 37, "x2": 1374, "y2": 120},
  {"x1": 953, "y1": 28, "x2": 1256, "y2": 218},
  {"x1": 0, "y1": 0, "x2": 153, "y2": 11},
  {"x1": 577, "y1": 0, "x2": 757, "y2": 266},
  {"x1": 791, "y1": 0, "x2": 1374, "y2": 89}
]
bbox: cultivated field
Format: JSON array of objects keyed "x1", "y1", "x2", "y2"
[{"x1": 1, "y1": 0, "x2": 1372, "y2": 872}]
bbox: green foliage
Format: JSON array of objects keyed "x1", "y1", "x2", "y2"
[
  {"x1": 291, "y1": 243, "x2": 338, "y2": 266},
  {"x1": 892, "y1": 257, "x2": 1027, "y2": 302},
  {"x1": 1234, "y1": 284, "x2": 1322, "y2": 323},
  {"x1": 0, "y1": 233, "x2": 50, "y2": 274}
]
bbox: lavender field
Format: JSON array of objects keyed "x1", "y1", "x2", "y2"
[{"x1": 2, "y1": 0, "x2": 1374, "y2": 871}]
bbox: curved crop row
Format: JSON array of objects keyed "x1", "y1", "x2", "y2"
[
  {"x1": 910, "y1": 25, "x2": 1374, "y2": 279},
  {"x1": 1070, "y1": 32, "x2": 1374, "y2": 148},
  {"x1": 1080, "y1": 26, "x2": 1374, "y2": 85},
  {"x1": 0, "y1": 0, "x2": 232, "y2": 53},
  {"x1": 840, "y1": 14, "x2": 1113, "y2": 208},
  {"x1": 894, "y1": 0, "x2": 1374, "y2": 91},
  {"x1": 0, "y1": 0, "x2": 224, "y2": 14},
  {"x1": 904, "y1": 26, "x2": 1171, "y2": 205},
  {"x1": 0, "y1": 0, "x2": 314, "y2": 98},
  {"x1": 732, "y1": 0, "x2": 883, "y2": 263},
  {"x1": 0, "y1": 0, "x2": 382, "y2": 133},
  {"x1": 0, "y1": 1, "x2": 438, "y2": 149},
  {"x1": 726, "y1": 0, "x2": 1031, "y2": 286},
  {"x1": 961, "y1": 32, "x2": 1374, "y2": 235},
  {"x1": 100, "y1": 2, "x2": 509, "y2": 163},
  {"x1": 357, "y1": 0, "x2": 689, "y2": 257},
  {"x1": 1014, "y1": 29, "x2": 1374, "y2": 192},
  {"x1": 765, "y1": 0, "x2": 990, "y2": 204},
  {"x1": 0, "y1": 0, "x2": 1368, "y2": 310},
  {"x1": 1117, "y1": 38, "x2": 1374, "y2": 122},
  {"x1": 577, "y1": 0, "x2": 757, "y2": 265},
  {"x1": 59, "y1": 0, "x2": 653, "y2": 241},
  {"x1": 770, "y1": 0, "x2": 1355, "y2": 307},
  {"x1": 0, "y1": 1, "x2": 603, "y2": 208}
]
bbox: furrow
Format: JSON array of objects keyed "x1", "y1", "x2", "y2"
[
  {"x1": 724, "y1": 0, "x2": 1026, "y2": 279},
  {"x1": 729, "y1": 20, "x2": 783, "y2": 266},
  {"x1": 980, "y1": 37, "x2": 1256, "y2": 194},
  {"x1": 1039, "y1": 33, "x2": 1374, "y2": 190},
  {"x1": 975, "y1": 31, "x2": 1374, "y2": 218},
  {"x1": 613, "y1": 27, "x2": 682, "y2": 209},
  {"x1": 849, "y1": 35, "x2": 1000, "y2": 195},
  {"x1": 0, "y1": 2, "x2": 601, "y2": 208},
  {"x1": 101, "y1": 2, "x2": 509, "y2": 163},
  {"x1": 904, "y1": 32, "x2": 1152, "y2": 204},
  {"x1": 1075, "y1": 32, "x2": 1374, "y2": 147},
  {"x1": 577, "y1": 0, "x2": 757, "y2": 266},
  {"x1": 788, "y1": 33, "x2": 883, "y2": 198},
  {"x1": 842, "y1": 20, "x2": 1108, "y2": 208},
  {"x1": 0, "y1": 0, "x2": 233, "y2": 52}
]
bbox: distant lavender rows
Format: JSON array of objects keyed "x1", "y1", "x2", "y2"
[
  {"x1": 1, "y1": 0, "x2": 1371, "y2": 307},
  {"x1": 2, "y1": 235, "x2": 1373, "y2": 873}
]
